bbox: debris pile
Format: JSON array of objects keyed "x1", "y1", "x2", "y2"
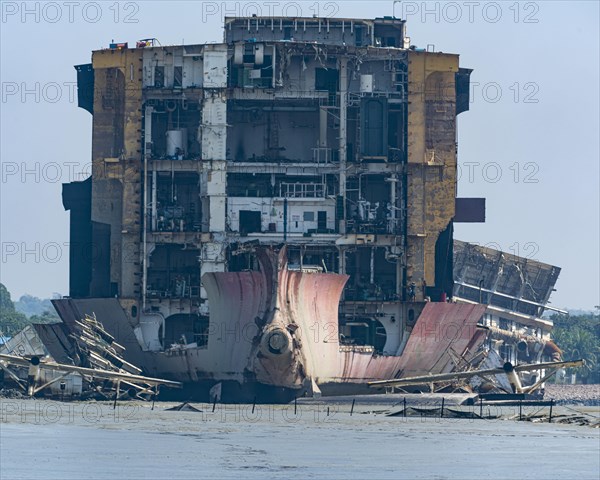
[
  {"x1": 0, "y1": 314, "x2": 180, "y2": 400},
  {"x1": 72, "y1": 314, "x2": 142, "y2": 377}
]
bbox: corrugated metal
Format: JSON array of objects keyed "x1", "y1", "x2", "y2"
[
  {"x1": 0, "y1": 325, "x2": 47, "y2": 356},
  {"x1": 453, "y1": 239, "x2": 561, "y2": 316}
]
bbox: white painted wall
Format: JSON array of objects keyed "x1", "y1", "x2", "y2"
[
  {"x1": 227, "y1": 197, "x2": 335, "y2": 233},
  {"x1": 142, "y1": 46, "x2": 204, "y2": 89},
  {"x1": 203, "y1": 44, "x2": 228, "y2": 88}
]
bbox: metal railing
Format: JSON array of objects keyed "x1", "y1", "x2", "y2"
[{"x1": 279, "y1": 182, "x2": 327, "y2": 198}]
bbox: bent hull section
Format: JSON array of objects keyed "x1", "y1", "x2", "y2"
[
  {"x1": 52, "y1": 249, "x2": 488, "y2": 402},
  {"x1": 325, "y1": 303, "x2": 487, "y2": 384}
]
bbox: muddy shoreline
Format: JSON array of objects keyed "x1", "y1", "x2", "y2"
[
  {"x1": 1, "y1": 397, "x2": 599, "y2": 480},
  {"x1": 544, "y1": 384, "x2": 600, "y2": 406}
]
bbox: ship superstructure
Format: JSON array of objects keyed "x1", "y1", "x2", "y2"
[{"x1": 55, "y1": 16, "x2": 562, "y2": 401}]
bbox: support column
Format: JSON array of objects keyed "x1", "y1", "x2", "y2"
[
  {"x1": 199, "y1": 45, "x2": 228, "y2": 306},
  {"x1": 338, "y1": 247, "x2": 346, "y2": 275},
  {"x1": 319, "y1": 107, "x2": 328, "y2": 147},
  {"x1": 338, "y1": 57, "x2": 348, "y2": 234},
  {"x1": 142, "y1": 105, "x2": 153, "y2": 310},
  {"x1": 151, "y1": 170, "x2": 157, "y2": 231}
]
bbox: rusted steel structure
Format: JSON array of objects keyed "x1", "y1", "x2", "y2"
[
  {"x1": 0, "y1": 316, "x2": 181, "y2": 399},
  {"x1": 55, "y1": 247, "x2": 489, "y2": 400},
  {"x1": 54, "y1": 16, "x2": 561, "y2": 401},
  {"x1": 453, "y1": 240, "x2": 564, "y2": 367}
]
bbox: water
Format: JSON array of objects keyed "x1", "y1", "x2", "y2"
[{"x1": 1, "y1": 398, "x2": 598, "y2": 480}]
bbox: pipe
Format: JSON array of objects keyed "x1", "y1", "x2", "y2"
[
  {"x1": 0, "y1": 361, "x2": 27, "y2": 391},
  {"x1": 151, "y1": 170, "x2": 157, "y2": 231},
  {"x1": 143, "y1": 154, "x2": 148, "y2": 310},
  {"x1": 522, "y1": 368, "x2": 559, "y2": 395},
  {"x1": 370, "y1": 247, "x2": 375, "y2": 284},
  {"x1": 503, "y1": 362, "x2": 523, "y2": 394},
  {"x1": 338, "y1": 247, "x2": 346, "y2": 275},
  {"x1": 261, "y1": 328, "x2": 292, "y2": 357},
  {"x1": 283, "y1": 198, "x2": 288, "y2": 241},
  {"x1": 454, "y1": 281, "x2": 568, "y2": 314},
  {"x1": 387, "y1": 174, "x2": 398, "y2": 232},
  {"x1": 338, "y1": 57, "x2": 348, "y2": 234},
  {"x1": 479, "y1": 325, "x2": 542, "y2": 344},
  {"x1": 32, "y1": 371, "x2": 70, "y2": 396},
  {"x1": 27, "y1": 356, "x2": 41, "y2": 397},
  {"x1": 142, "y1": 105, "x2": 153, "y2": 312},
  {"x1": 543, "y1": 340, "x2": 562, "y2": 360}
]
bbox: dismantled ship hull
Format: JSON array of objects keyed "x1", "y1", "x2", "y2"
[
  {"x1": 53, "y1": 248, "x2": 488, "y2": 402},
  {"x1": 51, "y1": 16, "x2": 564, "y2": 403}
]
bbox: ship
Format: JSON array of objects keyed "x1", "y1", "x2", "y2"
[{"x1": 53, "y1": 16, "x2": 564, "y2": 402}]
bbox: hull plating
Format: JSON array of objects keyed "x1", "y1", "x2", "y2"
[{"x1": 53, "y1": 248, "x2": 487, "y2": 402}]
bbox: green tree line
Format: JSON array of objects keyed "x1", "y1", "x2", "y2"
[
  {"x1": 0, "y1": 283, "x2": 60, "y2": 337},
  {"x1": 550, "y1": 309, "x2": 600, "y2": 384}
]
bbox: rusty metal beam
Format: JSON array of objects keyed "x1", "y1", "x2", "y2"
[{"x1": 368, "y1": 359, "x2": 584, "y2": 388}]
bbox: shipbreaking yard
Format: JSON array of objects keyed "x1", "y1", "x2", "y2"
[
  {"x1": 1, "y1": 3, "x2": 599, "y2": 480},
  {"x1": 30, "y1": 12, "x2": 576, "y2": 404}
]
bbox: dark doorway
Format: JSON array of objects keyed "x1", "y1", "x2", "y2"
[
  {"x1": 164, "y1": 313, "x2": 209, "y2": 348},
  {"x1": 354, "y1": 26, "x2": 363, "y2": 46},
  {"x1": 342, "y1": 318, "x2": 387, "y2": 353},
  {"x1": 239, "y1": 210, "x2": 261, "y2": 235},
  {"x1": 315, "y1": 68, "x2": 339, "y2": 104},
  {"x1": 361, "y1": 98, "x2": 388, "y2": 157},
  {"x1": 154, "y1": 66, "x2": 164, "y2": 88},
  {"x1": 317, "y1": 211, "x2": 327, "y2": 231}
]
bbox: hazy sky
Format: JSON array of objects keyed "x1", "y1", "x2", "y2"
[{"x1": 1, "y1": 1, "x2": 598, "y2": 310}]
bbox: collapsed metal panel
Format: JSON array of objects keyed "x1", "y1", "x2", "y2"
[
  {"x1": 453, "y1": 240, "x2": 561, "y2": 316},
  {"x1": 52, "y1": 298, "x2": 147, "y2": 367},
  {"x1": 0, "y1": 325, "x2": 48, "y2": 357},
  {"x1": 31, "y1": 323, "x2": 76, "y2": 365}
]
